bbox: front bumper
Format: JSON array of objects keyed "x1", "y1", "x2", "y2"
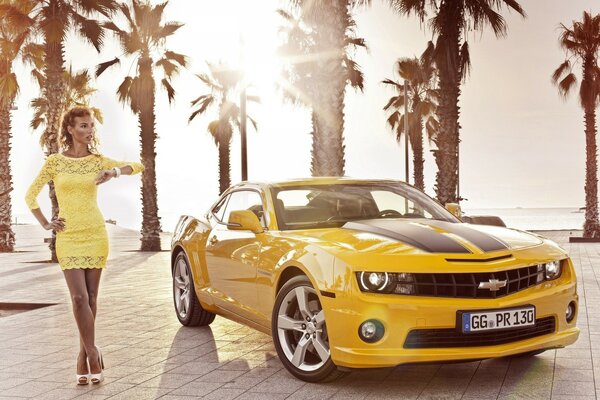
[{"x1": 325, "y1": 262, "x2": 579, "y2": 368}]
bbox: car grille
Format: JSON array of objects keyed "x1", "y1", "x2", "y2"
[
  {"x1": 409, "y1": 265, "x2": 545, "y2": 298},
  {"x1": 404, "y1": 316, "x2": 556, "y2": 349}
]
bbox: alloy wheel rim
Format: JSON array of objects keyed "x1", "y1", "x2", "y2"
[
  {"x1": 173, "y1": 258, "x2": 191, "y2": 319},
  {"x1": 277, "y1": 285, "x2": 330, "y2": 372}
]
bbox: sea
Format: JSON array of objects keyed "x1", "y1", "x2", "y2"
[
  {"x1": 463, "y1": 208, "x2": 584, "y2": 231},
  {"x1": 12, "y1": 207, "x2": 585, "y2": 232}
]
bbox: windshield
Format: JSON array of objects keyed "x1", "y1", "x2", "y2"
[{"x1": 272, "y1": 183, "x2": 459, "y2": 230}]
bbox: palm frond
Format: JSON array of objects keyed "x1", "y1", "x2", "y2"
[
  {"x1": 161, "y1": 78, "x2": 175, "y2": 104},
  {"x1": 459, "y1": 41, "x2": 471, "y2": 81},
  {"x1": 21, "y1": 43, "x2": 44, "y2": 69},
  {"x1": 164, "y1": 50, "x2": 187, "y2": 67},
  {"x1": 96, "y1": 57, "x2": 120, "y2": 77},
  {"x1": 70, "y1": 12, "x2": 104, "y2": 52},
  {"x1": 189, "y1": 97, "x2": 214, "y2": 122},
  {"x1": 156, "y1": 58, "x2": 177, "y2": 78},
  {"x1": 116, "y1": 76, "x2": 133, "y2": 105},
  {"x1": 383, "y1": 95, "x2": 400, "y2": 110},
  {"x1": 190, "y1": 94, "x2": 210, "y2": 107},
  {"x1": 558, "y1": 72, "x2": 577, "y2": 98},
  {"x1": 0, "y1": 73, "x2": 19, "y2": 105},
  {"x1": 154, "y1": 22, "x2": 183, "y2": 40},
  {"x1": 247, "y1": 116, "x2": 258, "y2": 131},
  {"x1": 552, "y1": 60, "x2": 571, "y2": 83},
  {"x1": 31, "y1": 69, "x2": 44, "y2": 88},
  {"x1": 386, "y1": 110, "x2": 400, "y2": 129}
]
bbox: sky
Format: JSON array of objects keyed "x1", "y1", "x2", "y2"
[{"x1": 9, "y1": 0, "x2": 600, "y2": 232}]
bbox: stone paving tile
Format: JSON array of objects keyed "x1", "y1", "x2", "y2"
[
  {"x1": 1, "y1": 226, "x2": 599, "y2": 399},
  {"x1": 137, "y1": 373, "x2": 202, "y2": 389},
  {"x1": 235, "y1": 393, "x2": 289, "y2": 400},
  {"x1": 0, "y1": 380, "x2": 65, "y2": 398},
  {"x1": 167, "y1": 381, "x2": 224, "y2": 397},
  {"x1": 551, "y1": 380, "x2": 597, "y2": 396},
  {"x1": 202, "y1": 388, "x2": 246, "y2": 400},
  {"x1": 101, "y1": 386, "x2": 171, "y2": 400}
]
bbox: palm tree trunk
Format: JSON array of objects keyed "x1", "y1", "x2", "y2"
[
  {"x1": 0, "y1": 101, "x2": 15, "y2": 252},
  {"x1": 432, "y1": 2, "x2": 462, "y2": 205},
  {"x1": 41, "y1": 4, "x2": 67, "y2": 261},
  {"x1": 310, "y1": 0, "x2": 347, "y2": 177},
  {"x1": 412, "y1": 119, "x2": 425, "y2": 191},
  {"x1": 138, "y1": 56, "x2": 161, "y2": 251},
  {"x1": 311, "y1": 108, "x2": 344, "y2": 176},
  {"x1": 582, "y1": 60, "x2": 600, "y2": 238},
  {"x1": 217, "y1": 135, "x2": 231, "y2": 195}
]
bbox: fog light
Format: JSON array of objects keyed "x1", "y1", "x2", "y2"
[
  {"x1": 566, "y1": 301, "x2": 577, "y2": 323},
  {"x1": 358, "y1": 319, "x2": 385, "y2": 343}
]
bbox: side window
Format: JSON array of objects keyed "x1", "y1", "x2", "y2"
[
  {"x1": 221, "y1": 190, "x2": 266, "y2": 226},
  {"x1": 212, "y1": 195, "x2": 230, "y2": 222}
]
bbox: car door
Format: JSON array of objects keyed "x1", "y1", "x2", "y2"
[{"x1": 204, "y1": 189, "x2": 266, "y2": 320}]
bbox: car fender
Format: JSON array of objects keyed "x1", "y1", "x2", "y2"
[{"x1": 271, "y1": 244, "x2": 336, "y2": 300}]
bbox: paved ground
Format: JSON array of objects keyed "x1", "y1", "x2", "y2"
[{"x1": 0, "y1": 224, "x2": 598, "y2": 399}]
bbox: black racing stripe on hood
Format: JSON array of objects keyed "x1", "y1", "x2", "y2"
[
  {"x1": 343, "y1": 220, "x2": 471, "y2": 254},
  {"x1": 425, "y1": 220, "x2": 509, "y2": 252}
]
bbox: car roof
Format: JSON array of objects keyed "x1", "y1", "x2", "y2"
[{"x1": 229, "y1": 177, "x2": 409, "y2": 191}]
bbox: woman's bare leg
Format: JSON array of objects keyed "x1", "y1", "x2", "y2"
[
  {"x1": 76, "y1": 268, "x2": 103, "y2": 373},
  {"x1": 63, "y1": 269, "x2": 101, "y2": 374}
]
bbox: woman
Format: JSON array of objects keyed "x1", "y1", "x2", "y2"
[{"x1": 25, "y1": 107, "x2": 144, "y2": 385}]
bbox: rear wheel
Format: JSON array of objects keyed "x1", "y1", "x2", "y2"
[
  {"x1": 173, "y1": 252, "x2": 215, "y2": 326},
  {"x1": 272, "y1": 275, "x2": 345, "y2": 382}
]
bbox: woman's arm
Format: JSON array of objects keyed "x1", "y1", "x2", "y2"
[
  {"x1": 96, "y1": 156, "x2": 144, "y2": 185},
  {"x1": 30, "y1": 208, "x2": 65, "y2": 231}
]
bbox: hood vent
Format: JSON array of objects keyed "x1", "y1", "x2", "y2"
[{"x1": 445, "y1": 254, "x2": 513, "y2": 263}]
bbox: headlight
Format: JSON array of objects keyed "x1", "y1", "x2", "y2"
[
  {"x1": 544, "y1": 260, "x2": 561, "y2": 280},
  {"x1": 356, "y1": 272, "x2": 415, "y2": 294},
  {"x1": 358, "y1": 272, "x2": 391, "y2": 292}
]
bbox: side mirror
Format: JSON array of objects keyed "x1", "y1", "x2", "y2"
[
  {"x1": 445, "y1": 203, "x2": 462, "y2": 219},
  {"x1": 228, "y1": 210, "x2": 264, "y2": 234}
]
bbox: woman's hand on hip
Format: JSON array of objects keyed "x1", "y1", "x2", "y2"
[
  {"x1": 44, "y1": 217, "x2": 65, "y2": 232},
  {"x1": 95, "y1": 169, "x2": 116, "y2": 185}
]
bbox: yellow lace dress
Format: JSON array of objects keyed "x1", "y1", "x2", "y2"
[{"x1": 25, "y1": 153, "x2": 144, "y2": 270}]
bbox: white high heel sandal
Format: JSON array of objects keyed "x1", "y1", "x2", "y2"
[
  {"x1": 90, "y1": 346, "x2": 105, "y2": 384},
  {"x1": 76, "y1": 357, "x2": 90, "y2": 385}
]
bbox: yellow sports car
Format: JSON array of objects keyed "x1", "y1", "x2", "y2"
[{"x1": 170, "y1": 178, "x2": 579, "y2": 382}]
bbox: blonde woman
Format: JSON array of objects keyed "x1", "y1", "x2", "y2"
[{"x1": 25, "y1": 107, "x2": 144, "y2": 384}]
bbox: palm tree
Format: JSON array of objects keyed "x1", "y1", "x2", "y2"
[
  {"x1": 17, "y1": 0, "x2": 116, "y2": 260},
  {"x1": 389, "y1": 0, "x2": 525, "y2": 205},
  {"x1": 31, "y1": 66, "x2": 104, "y2": 132},
  {"x1": 0, "y1": 0, "x2": 41, "y2": 252},
  {"x1": 279, "y1": 1, "x2": 368, "y2": 176},
  {"x1": 552, "y1": 12, "x2": 600, "y2": 238},
  {"x1": 97, "y1": 0, "x2": 187, "y2": 251},
  {"x1": 189, "y1": 63, "x2": 258, "y2": 195},
  {"x1": 383, "y1": 51, "x2": 438, "y2": 191}
]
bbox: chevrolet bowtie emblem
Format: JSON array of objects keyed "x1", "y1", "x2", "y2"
[{"x1": 478, "y1": 279, "x2": 507, "y2": 291}]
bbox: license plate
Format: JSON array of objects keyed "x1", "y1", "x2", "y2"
[{"x1": 461, "y1": 306, "x2": 535, "y2": 333}]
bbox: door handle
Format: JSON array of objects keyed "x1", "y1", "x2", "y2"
[{"x1": 209, "y1": 236, "x2": 218, "y2": 246}]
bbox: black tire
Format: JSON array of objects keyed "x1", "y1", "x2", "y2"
[
  {"x1": 272, "y1": 275, "x2": 345, "y2": 382},
  {"x1": 172, "y1": 252, "x2": 215, "y2": 326}
]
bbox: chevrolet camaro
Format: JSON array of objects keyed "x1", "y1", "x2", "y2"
[{"x1": 170, "y1": 178, "x2": 579, "y2": 382}]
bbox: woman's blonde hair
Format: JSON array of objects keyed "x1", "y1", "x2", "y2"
[{"x1": 59, "y1": 107, "x2": 100, "y2": 154}]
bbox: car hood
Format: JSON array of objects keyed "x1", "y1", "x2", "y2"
[{"x1": 282, "y1": 218, "x2": 545, "y2": 256}]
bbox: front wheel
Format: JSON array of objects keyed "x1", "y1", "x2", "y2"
[
  {"x1": 272, "y1": 275, "x2": 345, "y2": 382},
  {"x1": 172, "y1": 252, "x2": 215, "y2": 326}
]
